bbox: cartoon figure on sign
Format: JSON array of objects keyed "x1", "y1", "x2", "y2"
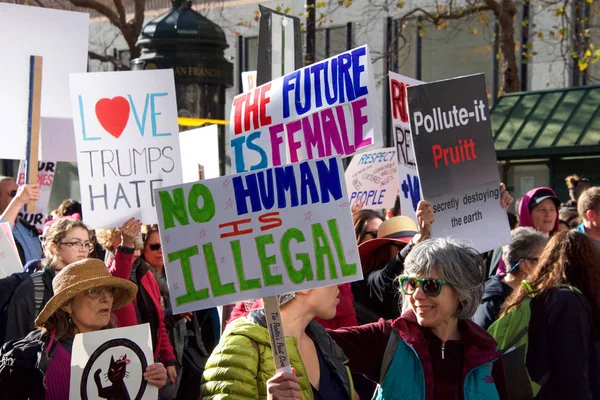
[
  {"x1": 80, "y1": 338, "x2": 148, "y2": 400},
  {"x1": 94, "y1": 354, "x2": 131, "y2": 400}
]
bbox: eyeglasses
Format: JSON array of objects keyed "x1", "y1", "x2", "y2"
[
  {"x1": 399, "y1": 276, "x2": 453, "y2": 297},
  {"x1": 86, "y1": 286, "x2": 118, "y2": 299},
  {"x1": 510, "y1": 257, "x2": 539, "y2": 272},
  {"x1": 60, "y1": 241, "x2": 94, "y2": 253},
  {"x1": 8, "y1": 190, "x2": 16, "y2": 197},
  {"x1": 148, "y1": 243, "x2": 161, "y2": 251}
]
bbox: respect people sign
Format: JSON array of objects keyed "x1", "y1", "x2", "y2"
[
  {"x1": 407, "y1": 74, "x2": 510, "y2": 252},
  {"x1": 70, "y1": 70, "x2": 183, "y2": 229},
  {"x1": 344, "y1": 148, "x2": 399, "y2": 210},
  {"x1": 389, "y1": 72, "x2": 423, "y2": 222},
  {"x1": 229, "y1": 46, "x2": 382, "y2": 173},
  {"x1": 154, "y1": 156, "x2": 362, "y2": 314}
]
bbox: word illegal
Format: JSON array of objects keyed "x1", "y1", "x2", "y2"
[{"x1": 413, "y1": 100, "x2": 487, "y2": 136}]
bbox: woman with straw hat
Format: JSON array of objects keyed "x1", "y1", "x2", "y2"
[{"x1": 0, "y1": 258, "x2": 167, "y2": 400}]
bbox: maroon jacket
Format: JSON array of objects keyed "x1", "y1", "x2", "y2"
[
  {"x1": 328, "y1": 310, "x2": 508, "y2": 399},
  {"x1": 108, "y1": 247, "x2": 176, "y2": 363}
]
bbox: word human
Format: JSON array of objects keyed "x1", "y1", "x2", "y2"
[
  {"x1": 432, "y1": 138, "x2": 477, "y2": 168},
  {"x1": 413, "y1": 100, "x2": 487, "y2": 136}
]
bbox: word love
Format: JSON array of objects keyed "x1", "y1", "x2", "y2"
[{"x1": 78, "y1": 93, "x2": 172, "y2": 140}]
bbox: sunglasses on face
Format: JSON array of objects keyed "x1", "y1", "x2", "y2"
[
  {"x1": 86, "y1": 286, "x2": 118, "y2": 299},
  {"x1": 364, "y1": 230, "x2": 378, "y2": 238},
  {"x1": 399, "y1": 276, "x2": 453, "y2": 297},
  {"x1": 8, "y1": 190, "x2": 17, "y2": 197},
  {"x1": 148, "y1": 243, "x2": 161, "y2": 251},
  {"x1": 510, "y1": 257, "x2": 539, "y2": 272},
  {"x1": 60, "y1": 241, "x2": 94, "y2": 253}
]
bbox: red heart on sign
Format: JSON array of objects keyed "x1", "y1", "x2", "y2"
[{"x1": 95, "y1": 97, "x2": 130, "y2": 139}]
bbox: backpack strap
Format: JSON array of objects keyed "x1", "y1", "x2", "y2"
[
  {"x1": 32, "y1": 273, "x2": 45, "y2": 316},
  {"x1": 379, "y1": 329, "x2": 401, "y2": 383}
]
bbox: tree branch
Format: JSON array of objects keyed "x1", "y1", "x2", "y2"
[
  {"x1": 68, "y1": 0, "x2": 121, "y2": 28},
  {"x1": 112, "y1": 0, "x2": 127, "y2": 25},
  {"x1": 88, "y1": 50, "x2": 131, "y2": 70}
]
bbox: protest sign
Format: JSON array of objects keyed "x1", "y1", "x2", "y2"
[
  {"x1": 17, "y1": 160, "x2": 56, "y2": 231},
  {"x1": 389, "y1": 72, "x2": 423, "y2": 222},
  {"x1": 154, "y1": 155, "x2": 362, "y2": 314},
  {"x1": 70, "y1": 69, "x2": 183, "y2": 229},
  {"x1": 0, "y1": 222, "x2": 23, "y2": 277},
  {"x1": 70, "y1": 324, "x2": 156, "y2": 400},
  {"x1": 344, "y1": 147, "x2": 399, "y2": 210},
  {"x1": 241, "y1": 71, "x2": 258, "y2": 93},
  {"x1": 0, "y1": 3, "x2": 88, "y2": 161},
  {"x1": 179, "y1": 125, "x2": 220, "y2": 182},
  {"x1": 407, "y1": 74, "x2": 510, "y2": 252},
  {"x1": 229, "y1": 45, "x2": 382, "y2": 173}
]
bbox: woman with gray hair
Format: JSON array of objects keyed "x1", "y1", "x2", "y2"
[
  {"x1": 473, "y1": 227, "x2": 548, "y2": 329},
  {"x1": 328, "y1": 237, "x2": 508, "y2": 399}
]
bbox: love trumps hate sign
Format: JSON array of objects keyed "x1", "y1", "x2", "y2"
[
  {"x1": 70, "y1": 70, "x2": 183, "y2": 229},
  {"x1": 154, "y1": 156, "x2": 363, "y2": 314},
  {"x1": 229, "y1": 46, "x2": 382, "y2": 173}
]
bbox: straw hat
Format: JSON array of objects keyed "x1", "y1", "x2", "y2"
[
  {"x1": 358, "y1": 216, "x2": 418, "y2": 268},
  {"x1": 35, "y1": 258, "x2": 138, "y2": 326}
]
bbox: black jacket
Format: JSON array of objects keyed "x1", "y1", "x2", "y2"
[
  {"x1": 351, "y1": 243, "x2": 412, "y2": 324},
  {"x1": 472, "y1": 276, "x2": 513, "y2": 330},
  {"x1": 528, "y1": 287, "x2": 600, "y2": 399},
  {"x1": 0, "y1": 273, "x2": 35, "y2": 345}
]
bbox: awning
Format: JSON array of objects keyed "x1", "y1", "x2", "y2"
[{"x1": 491, "y1": 85, "x2": 600, "y2": 159}]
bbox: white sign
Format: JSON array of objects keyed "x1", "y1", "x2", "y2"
[
  {"x1": 344, "y1": 147, "x2": 399, "y2": 210},
  {"x1": 70, "y1": 324, "x2": 157, "y2": 400},
  {"x1": 389, "y1": 72, "x2": 423, "y2": 223},
  {"x1": 17, "y1": 160, "x2": 56, "y2": 231},
  {"x1": 0, "y1": 222, "x2": 23, "y2": 277},
  {"x1": 241, "y1": 71, "x2": 257, "y2": 93},
  {"x1": 0, "y1": 3, "x2": 88, "y2": 160},
  {"x1": 179, "y1": 125, "x2": 220, "y2": 183},
  {"x1": 70, "y1": 69, "x2": 183, "y2": 229},
  {"x1": 154, "y1": 156, "x2": 362, "y2": 314},
  {"x1": 230, "y1": 46, "x2": 382, "y2": 173}
]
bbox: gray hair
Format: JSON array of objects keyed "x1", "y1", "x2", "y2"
[
  {"x1": 401, "y1": 237, "x2": 484, "y2": 319},
  {"x1": 502, "y1": 227, "x2": 548, "y2": 273}
]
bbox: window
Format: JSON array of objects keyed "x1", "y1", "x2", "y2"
[{"x1": 244, "y1": 36, "x2": 259, "y2": 71}]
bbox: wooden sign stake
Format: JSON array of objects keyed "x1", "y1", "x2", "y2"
[
  {"x1": 257, "y1": 5, "x2": 302, "y2": 375},
  {"x1": 25, "y1": 55, "x2": 43, "y2": 212}
]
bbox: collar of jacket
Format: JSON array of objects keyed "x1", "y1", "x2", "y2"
[
  {"x1": 248, "y1": 308, "x2": 352, "y2": 397},
  {"x1": 391, "y1": 309, "x2": 500, "y2": 384}
]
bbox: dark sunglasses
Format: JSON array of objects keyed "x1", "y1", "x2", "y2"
[
  {"x1": 364, "y1": 230, "x2": 378, "y2": 238},
  {"x1": 148, "y1": 243, "x2": 161, "y2": 251},
  {"x1": 8, "y1": 190, "x2": 17, "y2": 197},
  {"x1": 399, "y1": 276, "x2": 453, "y2": 297}
]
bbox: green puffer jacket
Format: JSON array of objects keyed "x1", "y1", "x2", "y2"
[{"x1": 201, "y1": 309, "x2": 355, "y2": 399}]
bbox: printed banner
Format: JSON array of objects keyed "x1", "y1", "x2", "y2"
[
  {"x1": 229, "y1": 46, "x2": 382, "y2": 173},
  {"x1": 70, "y1": 69, "x2": 183, "y2": 229},
  {"x1": 389, "y1": 72, "x2": 423, "y2": 222},
  {"x1": 0, "y1": 222, "x2": 23, "y2": 277},
  {"x1": 70, "y1": 324, "x2": 156, "y2": 400},
  {"x1": 17, "y1": 160, "x2": 56, "y2": 231},
  {"x1": 0, "y1": 3, "x2": 88, "y2": 161},
  {"x1": 344, "y1": 147, "x2": 399, "y2": 210},
  {"x1": 154, "y1": 155, "x2": 362, "y2": 314},
  {"x1": 407, "y1": 74, "x2": 510, "y2": 252}
]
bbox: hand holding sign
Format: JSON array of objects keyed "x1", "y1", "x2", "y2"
[
  {"x1": 14, "y1": 184, "x2": 41, "y2": 207},
  {"x1": 143, "y1": 363, "x2": 167, "y2": 388},
  {"x1": 413, "y1": 200, "x2": 434, "y2": 245},
  {"x1": 500, "y1": 183, "x2": 513, "y2": 212},
  {"x1": 267, "y1": 369, "x2": 302, "y2": 400}
]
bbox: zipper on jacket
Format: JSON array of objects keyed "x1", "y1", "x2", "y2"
[{"x1": 441, "y1": 342, "x2": 445, "y2": 360}]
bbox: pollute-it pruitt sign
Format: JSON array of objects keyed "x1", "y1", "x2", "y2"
[
  {"x1": 407, "y1": 74, "x2": 511, "y2": 253},
  {"x1": 154, "y1": 155, "x2": 362, "y2": 314}
]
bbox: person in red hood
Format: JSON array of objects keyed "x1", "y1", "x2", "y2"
[{"x1": 495, "y1": 187, "x2": 560, "y2": 276}]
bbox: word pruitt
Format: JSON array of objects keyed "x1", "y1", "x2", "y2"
[{"x1": 413, "y1": 100, "x2": 487, "y2": 136}]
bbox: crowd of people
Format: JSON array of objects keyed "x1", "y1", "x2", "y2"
[{"x1": 0, "y1": 171, "x2": 599, "y2": 400}]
